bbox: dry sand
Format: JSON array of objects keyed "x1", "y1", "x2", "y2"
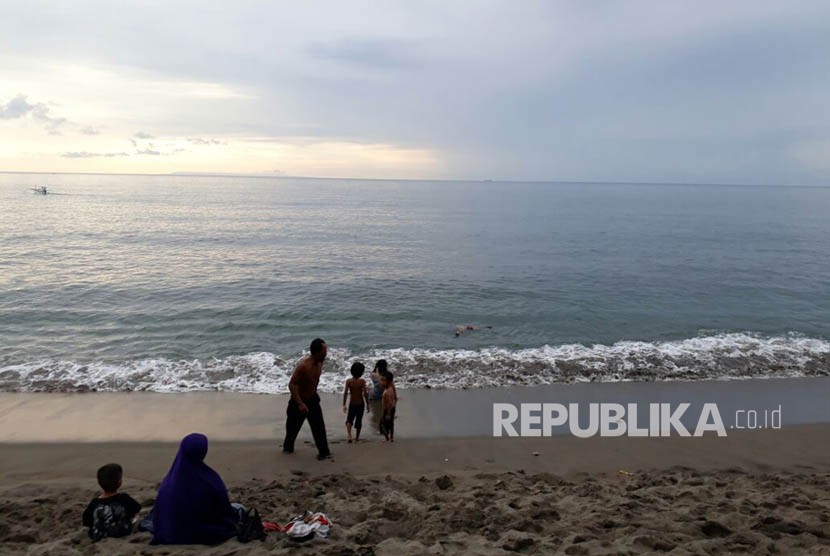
[{"x1": 2, "y1": 426, "x2": 830, "y2": 555}]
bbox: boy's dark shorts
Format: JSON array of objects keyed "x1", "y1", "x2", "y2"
[{"x1": 346, "y1": 404, "x2": 365, "y2": 429}]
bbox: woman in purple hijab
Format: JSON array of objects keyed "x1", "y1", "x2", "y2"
[{"x1": 151, "y1": 433, "x2": 238, "y2": 545}]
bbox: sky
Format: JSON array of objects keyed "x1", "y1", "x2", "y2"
[{"x1": 1, "y1": 1, "x2": 829, "y2": 184}]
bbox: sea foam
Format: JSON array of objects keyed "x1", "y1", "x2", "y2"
[{"x1": 1, "y1": 333, "x2": 827, "y2": 394}]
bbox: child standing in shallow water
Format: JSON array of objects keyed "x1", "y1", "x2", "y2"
[
  {"x1": 342, "y1": 362, "x2": 370, "y2": 443},
  {"x1": 380, "y1": 371, "x2": 397, "y2": 442}
]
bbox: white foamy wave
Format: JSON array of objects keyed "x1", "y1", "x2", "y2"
[{"x1": 1, "y1": 333, "x2": 828, "y2": 393}]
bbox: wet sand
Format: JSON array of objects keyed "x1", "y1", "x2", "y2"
[{"x1": 2, "y1": 376, "x2": 828, "y2": 441}]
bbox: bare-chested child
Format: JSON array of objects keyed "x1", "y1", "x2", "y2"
[
  {"x1": 380, "y1": 371, "x2": 397, "y2": 442},
  {"x1": 342, "y1": 362, "x2": 370, "y2": 443}
]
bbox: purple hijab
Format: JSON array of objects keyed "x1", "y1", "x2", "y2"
[{"x1": 151, "y1": 433, "x2": 237, "y2": 545}]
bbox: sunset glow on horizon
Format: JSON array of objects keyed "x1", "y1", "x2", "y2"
[{"x1": 2, "y1": 1, "x2": 829, "y2": 183}]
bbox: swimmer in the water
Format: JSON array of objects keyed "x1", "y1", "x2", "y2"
[{"x1": 454, "y1": 324, "x2": 493, "y2": 337}]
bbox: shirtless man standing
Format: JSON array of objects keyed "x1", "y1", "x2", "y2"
[{"x1": 282, "y1": 338, "x2": 331, "y2": 460}]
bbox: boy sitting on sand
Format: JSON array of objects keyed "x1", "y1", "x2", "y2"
[
  {"x1": 380, "y1": 371, "x2": 397, "y2": 442},
  {"x1": 342, "y1": 362, "x2": 370, "y2": 443},
  {"x1": 82, "y1": 463, "x2": 142, "y2": 541}
]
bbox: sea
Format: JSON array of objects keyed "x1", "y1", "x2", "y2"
[{"x1": 1, "y1": 173, "x2": 829, "y2": 393}]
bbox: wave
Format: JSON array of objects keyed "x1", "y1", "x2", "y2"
[{"x1": 1, "y1": 333, "x2": 828, "y2": 393}]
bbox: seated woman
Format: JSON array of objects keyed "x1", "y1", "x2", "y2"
[{"x1": 151, "y1": 433, "x2": 238, "y2": 545}]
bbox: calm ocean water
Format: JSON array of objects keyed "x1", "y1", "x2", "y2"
[{"x1": 1, "y1": 173, "x2": 829, "y2": 392}]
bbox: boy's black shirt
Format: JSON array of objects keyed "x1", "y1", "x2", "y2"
[{"x1": 82, "y1": 493, "x2": 142, "y2": 526}]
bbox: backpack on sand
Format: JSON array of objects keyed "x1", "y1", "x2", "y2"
[{"x1": 237, "y1": 508, "x2": 266, "y2": 543}]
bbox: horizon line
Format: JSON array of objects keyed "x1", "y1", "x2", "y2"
[{"x1": 0, "y1": 169, "x2": 825, "y2": 189}]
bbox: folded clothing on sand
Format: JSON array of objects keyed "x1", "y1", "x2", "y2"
[{"x1": 283, "y1": 511, "x2": 331, "y2": 542}]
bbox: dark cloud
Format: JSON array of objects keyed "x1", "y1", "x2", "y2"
[
  {"x1": 133, "y1": 131, "x2": 154, "y2": 139},
  {"x1": 136, "y1": 147, "x2": 162, "y2": 155},
  {"x1": 80, "y1": 126, "x2": 100, "y2": 135},
  {"x1": 0, "y1": 94, "x2": 65, "y2": 131},
  {"x1": 0, "y1": 94, "x2": 35, "y2": 119}
]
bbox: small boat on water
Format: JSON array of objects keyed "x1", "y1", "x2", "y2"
[{"x1": 31, "y1": 186, "x2": 48, "y2": 195}]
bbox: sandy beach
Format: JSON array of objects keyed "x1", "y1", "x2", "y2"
[
  {"x1": 4, "y1": 0, "x2": 830, "y2": 552},
  {"x1": 2, "y1": 385, "x2": 830, "y2": 555},
  {"x1": 3, "y1": 377, "x2": 828, "y2": 441}
]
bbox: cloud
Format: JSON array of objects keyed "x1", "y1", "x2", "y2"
[
  {"x1": 80, "y1": 126, "x2": 100, "y2": 135},
  {"x1": 307, "y1": 38, "x2": 421, "y2": 69},
  {"x1": 2, "y1": 2, "x2": 830, "y2": 183},
  {"x1": 187, "y1": 137, "x2": 225, "y2": 145},
  {"x1": 0, "y1": 94, "x2": 35, "y2": 119},
  {"x1": 0, "y1": 94, "x2": 66, "y2": 131},
  {"x1": 62, "y1": 151, "x2": 130, "y2": 158},
  {"x1": 130, "y1": 135, "x2": 178, "y2": 155},
  {"x1": 790, "y1": 141, "x2": 830, "y2": 173}
]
